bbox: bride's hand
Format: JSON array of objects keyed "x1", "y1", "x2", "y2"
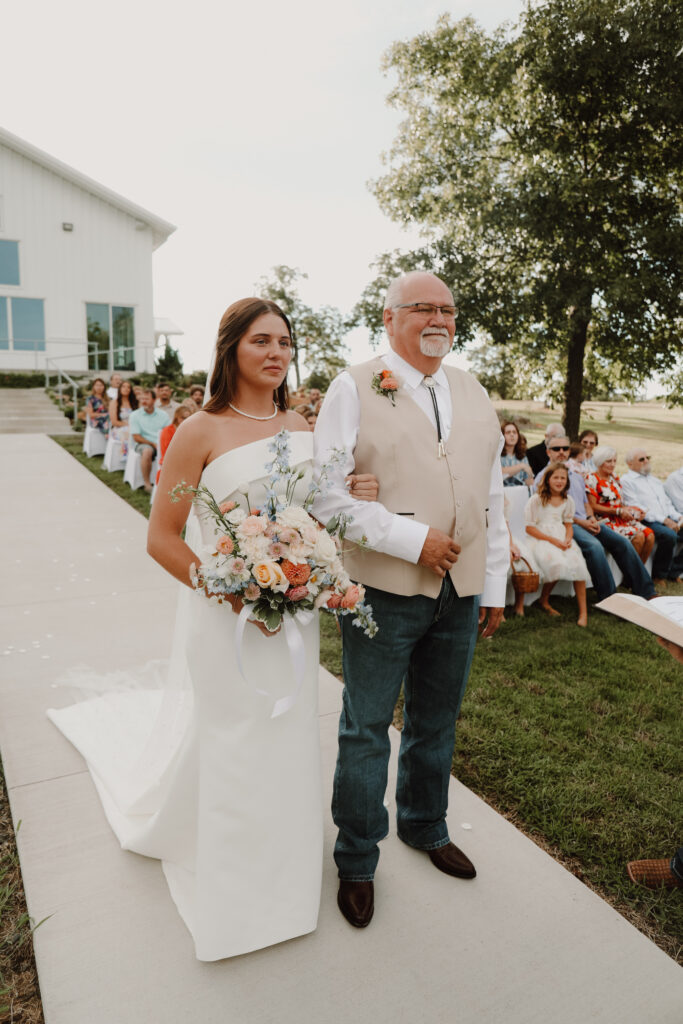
[
  {"x1": 227, "y1": 593, "x2": 280, "y2": 637},
  {"x1": 346, "y1": 473, "x2": 379, "y2": 502}
]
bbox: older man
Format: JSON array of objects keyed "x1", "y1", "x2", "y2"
[
  {"x1": 622, "y1": 449, "x2": 683, "y2": 583},
  {"x1": 526, "y1": 422, "x2": 566, "y2": 476},
  {"x1": 665, "y1": 466, "x2": 683, "y2": 516},
  {"x1": 129, "y1": 388, "x2": 168, "y2": 493},
  {"x1": 533, "y1": 437, "x2": 656, "y2": 601},
  {"x1": 314, "y1": 271, "x2": 507, "y2": 928}
]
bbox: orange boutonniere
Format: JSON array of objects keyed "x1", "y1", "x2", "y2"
[{"x1": 371, "y1": 368, "x2": 400, "y2": 406}]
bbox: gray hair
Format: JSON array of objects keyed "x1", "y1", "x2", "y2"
[
  {"x1": 544, "y1": 423, "x2": 565, "y2": 441},
  {"x1": 383, "y1": 270, "x2": 453, "y2": 311},
  {"x1": 593, "y1": 445, "x2": 617, "y2": 469},
  {"x1": 625, "y1": 447, "x2": 646, "y2": 465}
]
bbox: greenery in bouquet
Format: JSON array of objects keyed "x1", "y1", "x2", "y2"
[{"x1": 170, "y1": 430, "x2": 378, "y2": 636}]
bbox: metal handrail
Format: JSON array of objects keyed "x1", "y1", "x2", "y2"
[{"x1": 44, "y1": 360, "x2": 81, "y2": 426}]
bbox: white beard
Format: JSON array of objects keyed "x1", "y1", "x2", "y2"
[{"x1": 419, "y1": 329, "x2": 451, "y2": 358}]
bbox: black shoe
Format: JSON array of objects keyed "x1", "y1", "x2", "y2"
[
  {"x1": 337, "y1": 880, "x2": 374, "y2": 927},
  {"x1": 428, "y1": 842, "x2": 476, "y2": 879}
]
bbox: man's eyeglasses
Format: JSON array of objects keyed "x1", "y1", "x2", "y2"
[
  {"x1": 393, "y1": 303, "x2": 458, "y2": 319},
  {"x1": 549, "y1": 445, "x2": 570, "y2": 452}
]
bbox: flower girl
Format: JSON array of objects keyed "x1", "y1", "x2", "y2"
[{"x1": 525, "y1": 463, "x2": 591, "y2": 626}]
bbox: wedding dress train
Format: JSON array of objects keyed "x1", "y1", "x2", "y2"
[{"x1": 48, "y1": 432, "x2": 323, "y2": 961}]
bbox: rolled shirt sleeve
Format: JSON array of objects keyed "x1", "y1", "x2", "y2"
[
  {"x1": 312, "y1": 372, "x2": 429, "y2": 562},
  {"x1": 481, "y1": 435, "x2": 510, "y2": 608}
]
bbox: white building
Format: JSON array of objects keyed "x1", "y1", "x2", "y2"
[{"x1": 0, "y1": 127, "x2": 176, "y2": 374}]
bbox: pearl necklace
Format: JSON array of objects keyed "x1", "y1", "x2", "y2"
[{"x1": 228, "y1": 401, "x2": 278, "y2": 421}]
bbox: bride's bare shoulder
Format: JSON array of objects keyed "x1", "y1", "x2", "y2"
[{"x1": 282, "y1": 410, "x2": 310, "y2": 433}]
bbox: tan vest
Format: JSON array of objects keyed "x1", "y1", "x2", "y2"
[{"x1": 343, "y1": 357, "x2": 501, "y2": 599}]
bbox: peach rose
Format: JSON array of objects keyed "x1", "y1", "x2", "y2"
[
  {"x1": 287, "y1": 585, "x2": 309, "y2": 602},
  {"x1": 252, "y1": 560, "x2": 290, "y2": 593},
  {"x1": 240, "y1": 515, "x2": 268, "y2": 537},
  {"x1": 326, "y1": 593, "x2": 342, "y2": 609},
  {"x1": 282, "y1": 559, "x2": 311, "y2": 585},
  {"x1": 380, "y1": 379, "x2": 398, "y2": 391},
  {"x1": 215, "y1": 535, "x2": 234, "y2": 555},
  {"x1": 219, "y1": 500, "x2": 236, "y2": 514},
  {"x1": 340, "y1": 584, "x2": 361, "y2": 609}
]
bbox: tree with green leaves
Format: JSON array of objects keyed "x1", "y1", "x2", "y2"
[
  {"x1": 255, "y1": 265, "x2": 349, "y2": 390},
  {"x1": 357, "y1": 0, "x2": 682, "y2": 436},
  {"x1": 155, "y1": 340, "x2": 184, "y2": 384}
]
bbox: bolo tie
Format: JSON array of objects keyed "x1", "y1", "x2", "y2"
[{"x1": 422, "y1": 375, "x2": 446, "y2": 458}]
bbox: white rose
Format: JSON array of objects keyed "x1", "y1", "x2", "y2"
[
  {"x1": 276, "y1": 505, "x2": 315, "y2": 532},
  {"x1": 226, "y1": 507, "x2": 247, "y2": 526},
  {"x1": 240, "y1": 533, "x2": 271, "y2": 564},
  {"x1": 312, "y1": 528, "x2": 337, "y2": 567}
]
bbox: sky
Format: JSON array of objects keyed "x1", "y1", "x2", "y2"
[{"x1": 3, "y1": 0, "x2": 525, "y2": 374}]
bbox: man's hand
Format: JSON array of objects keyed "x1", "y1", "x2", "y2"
[
  {"x1": 345, "y1": 474, "x2": 379, "y2": 502},
  {"x1": 580, "y1": 515, "x2": 601, "y2": 536},
  {"x1": 479, "y1": 606, "x2": 504, "y2": 638},
  {"x1": 418, "y1": 528, "x2": 461, "y2": 577},
  {"x1": 663, "y1": 517, "x2": 680, "y2": 532}
]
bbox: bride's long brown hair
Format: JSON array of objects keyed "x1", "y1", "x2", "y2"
[{"x1": 204, "y1": 298, "x2": 292, "y2": 415}]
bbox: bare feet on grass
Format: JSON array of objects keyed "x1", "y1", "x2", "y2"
[
  {"x1": 577, "y1": 613, "x2": 588, "y2": 627},
  {"x1": 540, "y1": 601, "x2": 561, "y2": 617}
]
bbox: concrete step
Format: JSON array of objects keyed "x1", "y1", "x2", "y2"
[{"x1": 0, "y1": 388, "x2": 74, "y2": 434}]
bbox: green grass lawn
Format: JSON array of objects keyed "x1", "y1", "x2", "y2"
[{"x1": 51, "y1": 430, "x2": 683, "y2": 963}]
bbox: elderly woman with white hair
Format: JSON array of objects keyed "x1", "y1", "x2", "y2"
[{"x1": 585, "y1": 446, "x2": 654, "y2": 564}]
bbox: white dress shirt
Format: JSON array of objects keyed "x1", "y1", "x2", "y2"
[
  {"x1": 313, "y1": 349, "x2": 508, "y2": 607},
  {"x1": 621, "y1": 470, "x2": 683, "y2": 524},
  {"x1": 665, "y1": 468, "x2": 683, "y2": 516}
]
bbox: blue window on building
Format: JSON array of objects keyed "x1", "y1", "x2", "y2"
[
  {"x1": 12, "y1": 298, "x2": 45, "y2": 351},
  {"x1": 0, "y1": 297, "x2": 8, "y2": 349},
  {"x1": 0, "y1": 240, "x2": 20, "y2": 286}
]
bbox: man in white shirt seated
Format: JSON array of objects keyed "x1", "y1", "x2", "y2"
[
  {"x1": 665, "y1": 466, "x2": 683, "y2": 516},
  {"x1": 621, "y1": 448, "x2": 683, "y2": 583},
  {"x1": 155, "y1": 381, "x2": 179, "y2": 419}
]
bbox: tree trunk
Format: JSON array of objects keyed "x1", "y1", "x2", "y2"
[{"x1": 563, "y1": 293, "x2": 592, "y2": 439}]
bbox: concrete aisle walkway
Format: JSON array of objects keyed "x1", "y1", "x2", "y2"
[{"x1": 1, "y1": 435, "x2": 681, "y2": 1024}]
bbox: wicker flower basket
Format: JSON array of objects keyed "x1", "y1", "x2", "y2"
[{"x1": 510, "y1": 555, "x2": 540, "y2": 594}]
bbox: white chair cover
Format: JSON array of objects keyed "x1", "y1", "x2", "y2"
[{"x1": 83, "y1": 419, "x2": 108, "y2": 457}]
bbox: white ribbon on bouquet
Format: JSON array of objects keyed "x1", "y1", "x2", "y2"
[{"x1": 234, "y1": 603, "x2": 315, "y2": 718}]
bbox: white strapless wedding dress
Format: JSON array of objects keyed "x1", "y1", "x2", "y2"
[{"x1": 48, "y1": 433, "x2": 323, "y2": 961}]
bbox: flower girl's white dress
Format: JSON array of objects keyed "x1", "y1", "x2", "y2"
[{"x1": 48, "y1": 433, "x2": 322, "y2": 961}]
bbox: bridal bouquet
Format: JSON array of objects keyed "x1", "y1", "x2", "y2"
[{"x1": 170, "y1": 430, "x2": 377, "y2": 636}]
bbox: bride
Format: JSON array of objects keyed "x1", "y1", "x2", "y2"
[{"x1": 49, "y1": 298, "x2": 377, "y2": 961}]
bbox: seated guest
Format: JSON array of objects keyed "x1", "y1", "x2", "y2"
[
  {"x1": 189, "y1": 384, "x2": 205, "y2": 407},
  {"x1": 585, "y1": 447, "x2": 654, "y2": 564},
  {"x1": 665, "y1": 466, "x2": 683, "y2": 516},
  {"x1": 533, "y1": 437, "x2": 656, "y2": 602},
  {"x1": 304, "y1": 410, "x2": 318, "y2": 430},
  {"x1": 578, "y1": 429, "x2": 599, "y2": 473},
  {"x1": 129, "y1": 388, "x2": 170, "y2": 493},
  {"x1": 86, "y1": 378, "x2": 110, "y2": 433},
  {"x1": 500, "y1": 421, "x2": 534, "y2": 487},
  {"x1": 622, "y1": 449, "x2": 683, "y2": 583},
  {"x1": 566, "y1": 441, "x2": 588, "y2": 476},
  {"x1": 306, "y1": 387, "x2": 322, "y2": 411},
  {"x1": 106, "y1": 372, "x2": 123, "y2": 401},
  {"x1": 156, "y1": 403, "x2": 194, "y2": 485},
  {"x1": 108, "y1": 379, "x2": 138, "y2": 459},
  {"x1": 526, "y1": 422, "x2": 565, "y2": 476},
  {"x1": 155, "y1": 380, "x2": 178, "y2": 420},
  {"x1": 504, "y1": 495, "x2": 541, "y2": 617},
  {"x1": 525, "y1": 463, "x2": 590, "y2": 625}
]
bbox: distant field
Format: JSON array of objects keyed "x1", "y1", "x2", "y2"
[{"x1": 495, "y1": 400, "x2": 682, "y2": 478}]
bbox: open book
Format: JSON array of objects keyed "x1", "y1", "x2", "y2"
[{"x1": 595, "y1": 594, "x2": 683, "y2": 647}]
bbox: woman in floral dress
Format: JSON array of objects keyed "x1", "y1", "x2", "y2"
[
  {"x1": 585, "y1": 445, "x2": 654, "y2": 564},
  {"x1": 85, "y1": 378, "x2": 110, "y2": 433}
]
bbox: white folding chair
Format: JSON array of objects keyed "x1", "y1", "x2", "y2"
[
  {"x1": 83, "y1": 418, "x2": 108, "y2": 457},
  {"x1": 103, "y1": 435, "x2": 127, "y2": 472},
  {"x1": 124, "y1": 446, "x2": 158, "y2": 490}
]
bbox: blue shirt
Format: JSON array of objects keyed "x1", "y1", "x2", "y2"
[{"x1": 128, "y1": 407, "x2": 170, "y2": 445}]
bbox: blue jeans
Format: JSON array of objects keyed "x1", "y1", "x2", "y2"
[
  {"x1": 643, "y1": 520, "x2": 683, "y2": 580},
  {"x1": 573, "y1": 523, "x2": 656, "y2": 601},
  {"x1": 333, "y1": 578, "x2": 480, "y2": 880}
]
